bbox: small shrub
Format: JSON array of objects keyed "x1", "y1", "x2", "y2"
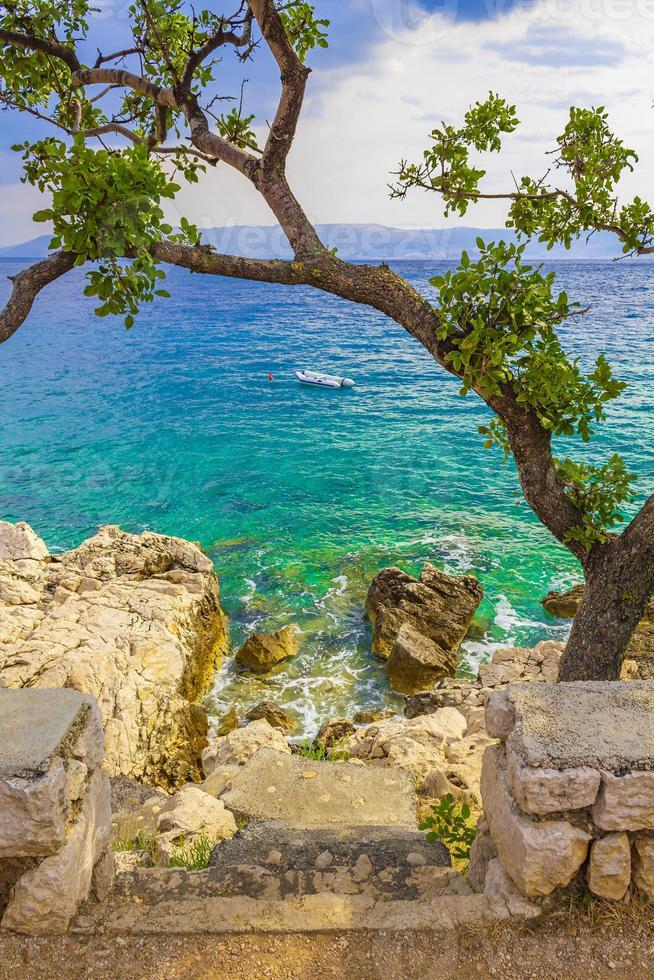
[
  {"x1": 419, "y1": 793, "x2": 477, "y2": 864},
  {"x1": 294, "y1": 740, "x2": 350, "y2": 762},
  {"x1": 166, "y1": 834, "x2": 220, "y2": 871}
]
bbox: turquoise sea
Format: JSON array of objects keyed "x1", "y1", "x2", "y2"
[{"x1": 1, "y1": 258, "x2": 652, "y2": 731}]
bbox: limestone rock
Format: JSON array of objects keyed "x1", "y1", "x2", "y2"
[
  {"x1": 632, "y1": 834, "x2": 654, "y2": 901},
  {"x1": 542, "y1": 585, "x2": 585, "y2": 619},
  {"x1": 0, "y1": 522, "x2": 48, "y2": 561},
  {"x1": 200, "y1": 766, "x2": 240, "y2": 799},
  {"x1": 587, "y1": 833, "x2": 631, "y2": 900},
  {"x1": 484, "y1": 689, "x2": 515, "y2": 740},
  {"x1": 202, "y1": 719, "x2": 291, "y2": 774},
  {"x1": 467, "y1": 816, "x2": 497, "y2": 893},
  {"x1": 506, "y1": 745, "x2": 601, "y2": 815},
  {"x1": 156, "y1": 785, "x2": 237, "y2": 842},
  {"x1": 387, "y1": 622, "x2": 457, "y2": 695},
  {"x1": 246, "y1": 701, "x2": 297, "y2": 732},
  {"x1": 1, "y1": 768, "x2": 111, "y2": 934},
  {"x1": 0, "y1": 762, "x2": 69, "y2": 858},
  {"x1": 215, "y1": 706, "x2": 240, "y2": 736},
  {"x1": 0, "y1": 522, "x2": 229, "y2": 790},
  {"x1": 480, "y1": 746, "x2": 591, "y2": 897},
  {"x1": 365, "y1": 563, "x2": 482, "y2": 666},
  {"x1": 592, "y1": 770, "x2": 654, "y2": 831},
  {"x1": 353, "y1": 709, "x2": 395, "y2": 725},
  {"x1": 235, "y1": 625, "x2": 298, "y2": 673},
  {"x1": 346, "y1": 708, "x2": 466, "y2": 775},
  {"x1": 315, "y1": 717, "x2": 355, "y2": 748},
  {"x1": 483, "y1": 858, "x2": 542, "y2": 918}
]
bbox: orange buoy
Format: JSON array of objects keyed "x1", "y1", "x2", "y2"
[{"x1": 268, "y1": 373, "x2": 273, "y2": 381}]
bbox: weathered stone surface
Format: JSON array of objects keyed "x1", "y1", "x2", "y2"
[
  {"x1": 365, "y1": 563, "x2": 482, "y2": 666},
  {"x1": 157, "y1": 784, "x2": 237, "y2": 842},
  {"x1": 480, "y1": 746, "x2": 591, "y2": 897},
  {"x1": 202, "y1": 719, "x2": 291, "y2": 775},
  {"x1": 0, "y1": 523, "x2": 229, "y2": 790},
  {"x1": 315, "y1": 717, "x2": 355, "y2": 748},
  {"x1": 0, "y1": 522, "x2": 48, "y2": 562},
  {"x1": 353, "y1": 709, "x2": 395, "y2": 725},
  {"x1": 542, "y1": 585, "x2": 585, "y2": 619},
  {"x1": 0, "y1": 762, "x2": 69, "y2": 858},
  {"x1": 479, "y1": 641, "x2": 563, "y2": 688},
  {"x1": 467, "y1": 816, "x2": 496, "y2": 893},
  {"x1": 587, "y1": 833, "x2": 631, "y2": 900},
  {"x1": 632, "y1": 834, "x2": 654, "y2": 901},
  {"x1": 592, "y1": 770, "x2": 654, "y2": 831},
  {"x1": 235, "y1": 625, "x2": 298, "y2": 673},
  {"x1": 346, "y1": 709, "x2": 466, "y2": 776},
  {"x1": 387, "y1": 622, "x2": 456, "y2": 695},
  {"x1": 506, "y1": 745, "x2": 601, "y2": 815},
  {"x1": 484, "y1": 689, "x2": 515, "y2": 740},
  {"x1": 0, "y1": 687, "x2": 91, "y2": 780},
  {"x1": 220, "y1": 747, "x2": 417, "y2": 828},
  {"x1": 1, "y1": 768, "x2": 111, "y2": 934},
  {"x1": 483, "y1": 858, "x2": 541, "y2": 919},
  {"x1": 245, "y1": 701, "x2": 297, "y2": 732},
  {"x1": 215, "y1": 706, "x2": 240, "y2": 736},
  {"x1": 501, "y1": 681, "x2": 654, "y2": 773}
]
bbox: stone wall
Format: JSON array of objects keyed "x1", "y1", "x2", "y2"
[
  {"x1": 473, "y1": 681, "x2": 654, "y2": 905},
  {"x1": 0, "y1": 688, "x2": 112, "y2": 934}
]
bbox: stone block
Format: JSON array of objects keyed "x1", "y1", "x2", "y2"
[
  {"x1": 587, "y1": 833, "x2": 630, "y2": 900},
  {"x1": 632, "y1": 834, "x2": 654, "y2": 901},
  {"x1": 506, "y1": 744, "x2": 600, "y2": 815},
  {"x1": 484, "y1": 690, "x2": 515, "y2": 740},
  {"x1": 202, "y1": 719, "x2": 291, "y2": 774},
  {"x1": 1, "y1": 768, "x2": 111, "y2": 934},
  {"x1": 480, "y1": 746, "x2": 591, "y2": 897},
  {"x1": 0, "y1": 762, "x2": 69, "y2": 858},
  {"x1": 592, "y1": 771, "x2": 654, "y2": 831}
]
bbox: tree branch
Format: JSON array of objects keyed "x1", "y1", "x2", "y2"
[
  {"x1": 0, "y1": 27, "x2": 80, "y2": 71},
  {"x1": 181, "y1": 13, "x2": 253, "y2": 89},
  {"x1": 71, "y1": 68, "x2": 176, "y2": 107},
  {"x1": 248, "y1": 0, "x2": 309, "y2": 171},
  {"x1": 0, "y1": 252, "x2": 77, "y2": 344}
]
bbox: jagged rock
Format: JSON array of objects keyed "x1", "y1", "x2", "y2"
[
  {"x1": 387, "y1": 622, "x2": 456, "y2": 695},
  {"x1": 215, "y1": 706, "x2": 240, "y2": 736},
  {"x1": 542, "y1": 584, "x2": 654, "y2": 673},
  {"x1": 592, "y1": 770, "x2": 654, "y2": 831},
  {"x1": 353, "y1": 708, "x2": 395, "y2": 725},
  {"x1": 315, "y1": 717, "x2": 355, "y2": 748},
  {"x1": 483, "y1": 858, "x2": 542, "y2": 918},
  {"x1": 365, "y1": 563, "x2": 483, "y2": 668},
  {"x1": 506, "y1": 744, "x2": 601, "y2": 815},
  {"x1": 246, "y1": 701, "x2": 297, "y2": 732},
  {"x1": 467, "y1": 816, "x2": 497, "y2": 893},
  {"x1": 0, "y1": 522, "x2": 229, "y2": 790},
  {"x1": 346, "y1": 708, "x2": 467, "y2": 775},
  {"x1": 202, "y1": 719, "x2": 291, "y2": 774},
  {"x1": 155, "y1": 785, "x2": 237, "y2": 856},
  {"x1": 235, "y1": 625, "x2": 299, "y2": 673},
  {"x1": 587, "y1": 833, "x2": 631, "y2": 900}
]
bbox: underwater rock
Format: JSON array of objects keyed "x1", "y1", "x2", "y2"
[
  {"x1": 235, "y1": 625, "x2": 299, "y2": 673},
  {"x1": 245, "y1": 700, "x2": 297, "y2": 732}
]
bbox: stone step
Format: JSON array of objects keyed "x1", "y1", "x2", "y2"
[{"x1": 217, "y1": 748, "x2": 417, "y2": 829}]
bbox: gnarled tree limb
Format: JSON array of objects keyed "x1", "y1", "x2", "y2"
[{"x1": 0, "y1": 252, "x2": 77, "y2": 343}]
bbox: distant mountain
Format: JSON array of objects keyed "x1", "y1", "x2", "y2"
[{"x1": 0, "y1": 225, "x2": 645, "y2": 261}]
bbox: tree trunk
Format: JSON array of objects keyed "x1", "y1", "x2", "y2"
[{"x1": 558, "y1": 539, "x2": 654, "y2": 681}]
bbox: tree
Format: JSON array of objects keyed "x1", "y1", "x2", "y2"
[{"x1": 0, "y1": 1, "x2": 652, "y2": 681}]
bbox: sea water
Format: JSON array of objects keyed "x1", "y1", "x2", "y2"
[{"x1": 1, "y1": 258, "x2": 652, "y2": 731}]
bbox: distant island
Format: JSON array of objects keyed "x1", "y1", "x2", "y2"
[{"x1": 1, "y1": 224, "x2": 649, "y2": 261}]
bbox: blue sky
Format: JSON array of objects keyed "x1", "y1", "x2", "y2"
[{"x1": 1, "y1": 0, "x2": 653, "y2": 244}]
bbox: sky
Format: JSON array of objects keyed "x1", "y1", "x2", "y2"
[{"x1": 1, "y1": 0, "x2": 654, "y2": 246}]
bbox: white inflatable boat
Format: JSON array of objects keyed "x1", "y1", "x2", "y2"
[{"x1": 295, "y1": 369, "x2": 355, "y2": 389}]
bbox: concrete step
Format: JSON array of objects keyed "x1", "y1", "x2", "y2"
[{"x1": 218, "y1": 748, "x2": 417, "y2": 829}]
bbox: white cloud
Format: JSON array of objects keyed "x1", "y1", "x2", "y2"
[{"x1": 170, "y1": 0, "x2": 654, "y2": 233}]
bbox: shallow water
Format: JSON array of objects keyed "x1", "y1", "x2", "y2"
[{"x1": 1, "y1": 258, "x2": 652, "y2": 732}]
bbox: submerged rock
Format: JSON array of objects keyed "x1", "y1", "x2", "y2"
[
  {"x1": 366, "y1": 562, "x2": 482, "y2": 692},
  {"x1": 235, "y1": 625, "x2": 299, "y2": 673},
  {"x1": 0, "y1": 522, "x2": 229, "y2": 790},
  {"x1": 245, "y1": 700, "x2": 297, "y2": 732},
  {"x1": 352, "y1": 708, "x2": 396, "y2": 725}
]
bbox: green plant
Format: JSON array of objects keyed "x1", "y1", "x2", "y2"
[
  {"x1": 419, "y1": 794, "x2": 477, "y2": 864},
  {"x1": 110, "y1": 829, "x2": 160, "y2": 862},
  {"x1": 294, "y1": 740, "x2": 350, "y2": 762},
  {"x1": 166, "y1": 833, "x2": 220, "y2": 871}
]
